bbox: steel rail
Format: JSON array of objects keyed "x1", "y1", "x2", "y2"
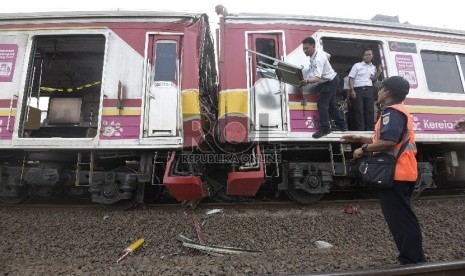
[
  {"x1": 1, "y1": 194, "x2": 465, "y2": 209},
  {"x1": 290, "y1": 259, "x2": 465, "y2": 276}
]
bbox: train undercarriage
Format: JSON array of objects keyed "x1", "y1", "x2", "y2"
[
  {"x1": 0, "y1": 150, "x2": 164, "y2": 208},
  {"x1": 1, "y1": 142, "x2": 463, "y2": 208}
]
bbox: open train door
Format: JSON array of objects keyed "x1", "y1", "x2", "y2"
[
  {"x1": 247, "y1": 32, "x2": 286, "y2": 131},
  {"x1": 144, "y1": 34, "x2": 182, "y2": 137}
]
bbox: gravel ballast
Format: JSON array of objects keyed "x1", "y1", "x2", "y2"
[{"x1": 1, "y1": 198, "x2": 464, "y2": 275}]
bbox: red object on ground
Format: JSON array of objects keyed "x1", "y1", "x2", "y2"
[
  {"x1": 344, "y1": 204, "x2": 359, "y2": 215},
  {"x1": 194, "y1": 220, "x2": 205, "y2": 245}
]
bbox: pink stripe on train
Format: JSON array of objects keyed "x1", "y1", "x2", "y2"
[{"x1": 100, "y1": 115, "x2": 140, "y2": 140}]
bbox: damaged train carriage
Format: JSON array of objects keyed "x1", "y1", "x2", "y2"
[
  {"x1": 0, "y1": 11, "x2": 218, "y2": 206},
  {"x1": 2, "y1": 10, "x2": 465, "y2": 206},
  {"x1": 208, "y1": 12, "x2": 465, "y2": 203}
]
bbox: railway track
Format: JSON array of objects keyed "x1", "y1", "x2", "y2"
[
  {"x1": 2, "y1": 193, "x2": 464, "y2": 209},
  {"x1": 295, "y1": 259, "x2": 465, "y2": 276}
]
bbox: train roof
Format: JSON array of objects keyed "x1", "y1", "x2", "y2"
[
  {"x1": 0, "y1": 10, "x2": 206, "y2": 23},
  {"x1": 224, "y1": 12, "x2": 465, "y2": 37}
]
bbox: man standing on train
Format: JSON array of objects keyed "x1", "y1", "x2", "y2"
[
  {"x1": 348, "y1": 48, "x2": 382, "y2": 131},
  {"x1": 299, "y1": 37, "x2": 347, "y2": 138}
]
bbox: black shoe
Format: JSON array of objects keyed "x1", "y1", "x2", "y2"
[
  {"x1": 333, "y1": 125, "x2": 348, "y2": 131},
  {"x1": 312, "y1": 129, "x2": 331, "y2": 138}
]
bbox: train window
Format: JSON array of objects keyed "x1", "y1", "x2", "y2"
[
  {"x1": 274, "y1": 61, "x2": 304, "y2": 86},
  {"x1": 421, "y1": 51, "x2": 465, "y2": 93},
  {"x1": 256, "y1": 38, "x2": 276, "y2": 66},
  {"x1": 153, "y1": 41, "x2": 177, "y2": 82}
]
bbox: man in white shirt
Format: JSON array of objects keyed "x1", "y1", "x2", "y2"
[
  {"x1": 349, "y1": 49, "x2": 382, "y2": 131},
  {"x1": 299, "y1": 37, "x2": 347, "y2": 138}
]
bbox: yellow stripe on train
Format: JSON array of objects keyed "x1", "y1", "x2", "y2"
[
  {"x1": 218, "y1": 90, "x2": 248, "y2": 117},
  {"x1": 0, "y1": 110, "x2": 17, "y2": 116},
  {"x1": 182, "y1": 89, "x2": 201, "y2": 119},
  {"x1": 102, "y1": 108, "x2": 141, "y2": 116},
  {"x1": 405, "y1": 105, "x2": 465, "y2": 115},
  {"x1": 289, "y1": 102, "x2": 318, "y2": 111}
]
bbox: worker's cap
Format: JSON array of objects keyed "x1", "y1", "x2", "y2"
[{"x1": 382, "y1": 76, "x2": 410, "y2": 98}]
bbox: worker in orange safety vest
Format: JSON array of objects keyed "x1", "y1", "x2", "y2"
[{"x1": 341, "y1": 76, "x2": 426, "y2": 265}]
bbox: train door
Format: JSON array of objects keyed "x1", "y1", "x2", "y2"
[
  {"x1": 320, "y1": 37, "x2": 386, "y2": 131},
  {"x1": 247, "y1": 33, "x2": 285, "y2": 131},
  {"x1": 145, "y1": 35, "x2": 181, "y2": 137},
  {"x1": 16, "y1": 34, "x2": 106, "y2": 140}
]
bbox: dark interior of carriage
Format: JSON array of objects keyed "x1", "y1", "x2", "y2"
[
  {"x1": 321, "y1": 38, "x2": 384, "y2": 130},
  {"x1": 321, "y1": 38, "x2": 383, "y2": 79},
  {"x1": 20, "y1": 35, "x2": 105, "y2": 138},
  {"x1": 254, "y1": 37, "x2": 384, "y2": 88},
  {"x1": 254, "y1": 36, "x2": 384, "y2": 131}
]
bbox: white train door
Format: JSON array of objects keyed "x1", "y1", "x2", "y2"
[
  {"x1": 247, "y1": 33, "x2": 285, "y2": 131},
  {"x1": 145, "y1": 35, "x2": 181, "y2": 137}
]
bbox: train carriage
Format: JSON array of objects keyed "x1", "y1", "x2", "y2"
[
  {"x1": 0, "y1": 11, "x2": 217, "y2": 206},
  {"x1": 1, "y1": 8, "x2": 465, "y2": 207},
  {"x1": 212, "y1": 11, "x2": 465, "y2": 203}
]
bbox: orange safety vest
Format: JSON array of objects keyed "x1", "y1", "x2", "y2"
[{"x1": 373, "y1": 103, "x2": 418, "y2": 182}]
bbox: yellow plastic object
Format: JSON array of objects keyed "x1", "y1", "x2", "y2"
[
  {"x1": 127, "y1": 238, "x2": 145, "y2": 252},
  {"x1": 117, "y1": 238, "x2": 145, "y2": 263}
]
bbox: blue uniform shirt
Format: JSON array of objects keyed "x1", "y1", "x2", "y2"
[{"x1": 379, "y1": 106, "x2": 407, "y2": 143}]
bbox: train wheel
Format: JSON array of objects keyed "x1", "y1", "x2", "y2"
[
  {"x1": 101, "y1": 167, "x2": 140, "y2": 210},
  {"x1": 285, "y1": 189, "x2": 325, "y2": 204}
]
